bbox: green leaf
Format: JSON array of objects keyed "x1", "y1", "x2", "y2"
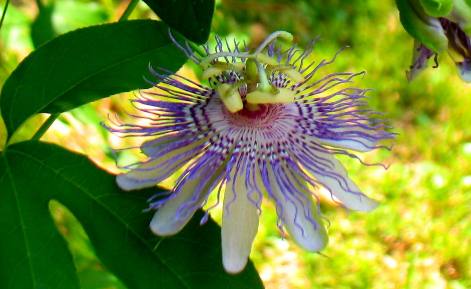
[
  {"x1": 0, "y1": 20, "x2": 187, "y2": 140},
  {"x1": 0, "y1": 141, "x2": 264, "y2": 289},
  {"x1": 0, "y1": 146, "x2": 80, "y2": 289},
  {"x1": 143, "y1": 0, "x2": 214, "y2": 43}
]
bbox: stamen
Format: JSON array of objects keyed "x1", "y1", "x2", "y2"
[
  {"x1": 200, "y1": 52, "x2": 250, "y2": 69},
  {"x1": 216, "y1": 83, "x2": 244, "y2": 113},
  {"x1": 202, "y1": 62, "x2": 244, "y2": 79},
  {"x1": 199, "y1": 31, "x2": 293, "y2": 69},
  {"x1": 245, "y1": 103, "x2": 260, "y2": 111},
  {"x1": 268, "y1": 65, "x2": 305, "y2": 83},
  {"x1": 246, "y1": 88, "x2": 296, "y2": 104},
  {"x1": 255, "y1": 53, "x2": 279, "y2": 66}
]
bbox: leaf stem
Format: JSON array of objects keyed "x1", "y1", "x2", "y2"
[
  {"x1": 32, "y1": 113, "x2": 60, "y2": 141},
  {"x1": 119, "y1": 0, "x2": 139, "y2": 22},
  {"x1": 0, "y1": 0, "x2": 11, "y2": 31}
]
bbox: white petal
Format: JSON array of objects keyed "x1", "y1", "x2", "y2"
[
  {"x1": 309, "y1": 152, "x2": 378, "y2": 211},
  {"x1": 317, "y1": 127, "x2": 377, "y2": 152},
  {"x1": 319, "y1": 138, "x2": 372, "y2": 152},
  {"x1": 457, "y1": 61, "x2": 471, "y2": 82},
  {"x1": 266, "y1": 165, "x2": 328, "y2": 252},
  {"x1": 150, "y1": 176, "x2": 205, "y2": 236},
  {"x1": 140, "y1": 135, "x2": 180, "y2": 156},
  {"x1": 117, "y1": 159, "x2": 176, "y2": 191},
  {"x1": 222, "y1": 168, "x2": 260, "y2": 274},
  {"x1": 117, "y1": 139, "x2": 202, "y2": 191}
]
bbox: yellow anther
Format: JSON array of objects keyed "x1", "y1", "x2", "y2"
[
  {"x1": 284, "y1": 69, "x2": 305, "y2": 83},
  {"x1": 255, "y1": 54, "x2": 279, "y2": 66},
  {"x1": 203, "y1": 67, "x2": 225, "y2": 79},
  {"x1": 200, "y1": 58, "x2": 213, "y2": 70},
  {"x1": 268, "y1": 65, "x2": 305, "y2": 83},
  {"x1": 246, "y1": 87, "x2": 296, "y2": 104},
  {"x1": 212, "y1": 61, "x2": 244, "y2": 71},
  {"x1": 246, "y1": 90, "x2": 272, "y2": 104},
  {"x1": 230, "y1": 62, "x2": 245, "y2": 72},
  {"x1": 216, "y1": 83, "x2": 244, "y2": 113},
  {"x1": 202, "y1": 62, "x2": 245, "y2": 80},
  {"x1": 245, "y1": 102, "x2": 260, "y2": 111}
]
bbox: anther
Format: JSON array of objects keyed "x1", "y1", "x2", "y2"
[{"x1": 216, "y1": 83, "x2": 244, "y2": 113}]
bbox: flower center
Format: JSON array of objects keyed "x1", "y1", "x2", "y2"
[
  {"x1": 224, "y1": 102, "x2": 285, "y2": 128},
  {"x1": 201, "y1": 31, "x2": 303, "y2": 114},
  {"x1": 237, "y1": 103, "x2": 270, "y2": 119}
]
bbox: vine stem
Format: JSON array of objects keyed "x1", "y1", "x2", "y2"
[
  {"x1": 32, "y1": 113, "x2": 60, "y2": 141},
  {"x1": 0, "y1": 0, "x2": 11, "y2": 31},
  {"x1": 119, "y1": 0, "x2": 139, "y2": 21}
]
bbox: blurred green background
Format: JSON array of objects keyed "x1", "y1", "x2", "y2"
[{"x1": 1, "y1": 0, "x2": 470, "y2": 288}]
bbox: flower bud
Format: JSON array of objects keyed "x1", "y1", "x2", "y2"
[
  {"x1": 406, "y1": 40, "x2": 437, "y2": 80},
  {"x1": 450, "y1": 0, "x2": 471, "y2": 34},
  {"x1": 457, "y1": 59, "x2": 471, "y2": 81},
  {"x1": 396, "y1": 0, "x2": 448, "y2": 52},
  {"x1": 419, "y1": 0, "x2": 453, "y2": 17}
]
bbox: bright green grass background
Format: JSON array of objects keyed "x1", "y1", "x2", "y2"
[{"x1": 1, "y1": 0, "x2": 470, "y2": 288}]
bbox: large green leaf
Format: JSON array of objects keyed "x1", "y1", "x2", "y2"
[
  {"x1": 143, "y1": 0, "x2": 214, "y2": 44},
  {"x1": 0, "y1": 20, "x2": 187, "y2": 139},
  {"x1": 0, "y1": 141, "x2": 264, "y2": 289}
]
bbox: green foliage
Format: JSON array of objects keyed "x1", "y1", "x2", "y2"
[
  {"x1": 143, "y1": 0, "x2": 215, "y2": 43},
  {"x1": 0, "y1": 141, "x2": 263, "y2": 289},
  {"x1": 0, "y1": 1, "x2": 264, "y2": 288},
  {"x1": 0, "y1": 20, "x2": 186, "y2": 140},
  {"x1": 0, "y1": 145, "x2": 79, "y2": 289}
]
